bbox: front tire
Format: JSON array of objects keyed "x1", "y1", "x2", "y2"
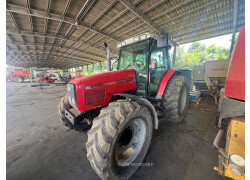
[
  {"x1": 14, "y1": 77, "x2": 23, "y2": 83},
  {"x1": 57, "y1": 94, "x2": 91, "y2": 130},
  {"x1": 57, "y1": 94, "x2": 76, "y2": 129},
  {"x1": 86, "y1": 101, "x2": 153, "y2": 180},
  {"x1": 162, "y1": 75, "x2": 189, "y2": 122}
]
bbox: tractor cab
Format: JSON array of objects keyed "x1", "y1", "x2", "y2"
[{"x1": 117, "y1": 33, "x2": 171, "y2": 98}]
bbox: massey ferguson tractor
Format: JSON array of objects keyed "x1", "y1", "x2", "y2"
[
  {"x1": 57, "y1": 33, "x2": 191, "y2": 179},
  {"x1": 213, "y1": 27, "x2": 245, "y2": 179}
]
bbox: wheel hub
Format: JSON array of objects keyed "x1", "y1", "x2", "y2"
[
  {"x1": 179, "y1": 86, "x2": 187, "y2": 114},
  {"x1": 118, "y1": 126, "x2": 133, "y2": 147},
  {"x1": 115, "y1": 118, "x2": 146, "y2": 166}
]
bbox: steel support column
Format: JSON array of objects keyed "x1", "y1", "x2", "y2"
[
  {"x1": 229, "y1": 0, "x2": 238, "y2": 58},
  {"x1": 99, "y1": 62, "x2": 102, "y2": 71},
  {"x1": 172, "y1": 44, "x2": 177, "y2": 68}
]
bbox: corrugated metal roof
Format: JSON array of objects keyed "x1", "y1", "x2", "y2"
[{"x1": 6, "y1": 0, "x2": 245, "y2": 69}]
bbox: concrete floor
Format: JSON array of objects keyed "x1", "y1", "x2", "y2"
[{"x1": 6, "y1": 83, "x2": 226, "y2": 180}]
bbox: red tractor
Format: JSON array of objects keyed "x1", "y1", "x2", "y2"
[
  {"x1": 58, "y1": 33, "x2": 191, "y2": 179},
  {"x1": 7, "y1": 69, "x2": 31, "y2": 83},
  {"x1": 76, "y1": 70, "x2": 84, "y2": 78}
]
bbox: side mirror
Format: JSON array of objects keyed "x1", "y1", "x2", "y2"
[{"x1": 157, "y1": 33, "x2": 168, "y2": 48}]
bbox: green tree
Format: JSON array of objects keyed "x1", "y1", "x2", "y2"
[
  {"x1": 174, "y1": 46, "x2": 185, "y2": 68},
  {"x1": 217, "y1": 47, "x2": 230, "y2": 59},
  {"x1": 94, "y1": 63, "x2": 100, "y2": 73},
  {"x1": 187, "y1": 42, "x2": 206, "y2": 53},
  {"x1": 206, "y1": 44, "x2": 229, "y2": 60},
  {"x1": 173, "y1": 42, "x2": 230, "y2": 70},
  {"x1": 101, "y1": 61, "x2": 107, "y2": 71},
  {"x1": 83, "y1": 65, "x2": 88, "y2": 75},
  {"x1": 88, "y1": 65, "x2": 94, "y2": 74},
  {"x1": 182, "y1": 51, "x2": 206, "y2": 69}
]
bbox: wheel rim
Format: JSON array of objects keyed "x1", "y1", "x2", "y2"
[
  {"x1": 179, "y1": 86, "x2": 187, "y2": 114},
  {"x1": 115, "y1": 118, "x2": 146, "y2": 166}
]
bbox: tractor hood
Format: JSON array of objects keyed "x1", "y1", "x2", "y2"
[
  {"x1": 70, "y1": 69, "x2": 136, "y2": 86},
  {"x1": 68, "y1": 69, "x2": 137, "y2": 112}
]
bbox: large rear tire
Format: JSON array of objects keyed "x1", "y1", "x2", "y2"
[
  {"x1": 162, "y1": 75, "x2": 189, "y2": 122},
  {"x1": 86, "y1": 101, "x2": 153, "y2": 180}
]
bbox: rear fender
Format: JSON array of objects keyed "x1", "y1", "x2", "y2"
[
  {"x1": 155, "y1": 69, "x2": 178, "y2": 99},
  {"x1": 156, "y1": 69, "x2": 192, "y2": 99},
  {"x1": 114, "y1": 93, "x2": 158, "y2": 130}
]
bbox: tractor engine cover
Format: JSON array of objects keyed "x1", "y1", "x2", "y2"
[{"x1": 68, "y1": 69, "x2": 137, "y2": 112}]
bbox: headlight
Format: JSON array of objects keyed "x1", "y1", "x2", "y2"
[{"x1": 67, "y1": 83, "x2": 78, "y2": 107}]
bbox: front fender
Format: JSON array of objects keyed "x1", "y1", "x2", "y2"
[{"x1": 114, "y1": 93, "x2": 158, "y2": 130}]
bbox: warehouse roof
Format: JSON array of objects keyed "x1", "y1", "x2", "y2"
[{"x1": 6, "y1": 0, "x2": 245, "y2": 69}]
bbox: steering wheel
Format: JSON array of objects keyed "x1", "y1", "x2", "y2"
[
  {"x1": 135, "y1": 60, "x2": 144, "y2": 68},
  {"x1": 124, "y1": 64, "x2": 136, "y2": 70},
  {"x1": 124, "y1": 61, "x2": 144, "y2": 70}
]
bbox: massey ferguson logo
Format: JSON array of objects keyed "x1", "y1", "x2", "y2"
[{"x1": 85, "y1": 84, "x2": 102, "y2": 90}]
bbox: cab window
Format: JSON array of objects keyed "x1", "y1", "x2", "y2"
[
  {"x1": 119, "y1": 41, "x2": 148, "y2": 96},
  {"x1": 149, "y1": 42, "x2": 168, "y2": 94}
]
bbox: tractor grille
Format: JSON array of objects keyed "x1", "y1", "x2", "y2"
[{"x1": 85, "y1": 89, "x2": 105, "y2": 106}]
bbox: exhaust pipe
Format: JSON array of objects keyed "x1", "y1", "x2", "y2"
[{"x1": 104, "y1": 42, "x2": 111, "y2": 71}]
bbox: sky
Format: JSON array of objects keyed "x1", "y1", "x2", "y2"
[{"x1": 179, "y1": 34, "x2": 233, "y2": 53}]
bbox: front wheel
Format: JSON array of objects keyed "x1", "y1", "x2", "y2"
[
  {"x1": 57, "y1": 94, "x2": 76, "y2": 129},
  {"x1": 86, "y1": 101, "x2": 153, "y2": 180},
  {"x1": 57, "y1": 94, "x2": 91, "y2": 131}
]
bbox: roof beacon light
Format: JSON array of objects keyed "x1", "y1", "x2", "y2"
[{"x1": 117, "y1": 33, "x2": 155, "y2": 48}]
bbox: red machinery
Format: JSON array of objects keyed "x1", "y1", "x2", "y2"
[
  {"x1": 76, "y1": 70, "x2": 83, "y2": 78},
  {"x1": 39, "y1": 77, "x2": 55, "y2": 83},
  {"x1": 213, "y1": 27, "x2": 245, "y2": 179},
  {"x1": 7, "y1": 69, "x2": 31, "y2": 83},
  {"x1": 224, "y1": 28, "x2": 245, "y2": 101},
  {"x1": 68, "y1": 69, "x2": 137, "y2": 112},
  {"x1": 39, "y1": 72, "x2": 55, "y2": 83},
  {"x1": 57, "y1": 32, "x2": 192, "y2": 179}
]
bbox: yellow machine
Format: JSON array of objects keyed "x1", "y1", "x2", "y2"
[{"x1": 214, "y1": 117, "x2": 245, "y2": 179}]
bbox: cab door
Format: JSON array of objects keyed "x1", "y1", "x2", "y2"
[
  {"x1": 149, "y1": 42, "x2": 168, "y2": 96},
  {"x1": 118, "y1": 40, "x2": 148, "y2": 97}
]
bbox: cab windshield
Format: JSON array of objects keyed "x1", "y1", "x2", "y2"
[
  {"x1": 118, "y1": 40, "x2": 148, "y2": 95},
  {"x1": 118, "y1": 41, "x2": 147, "y2": 71}
]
